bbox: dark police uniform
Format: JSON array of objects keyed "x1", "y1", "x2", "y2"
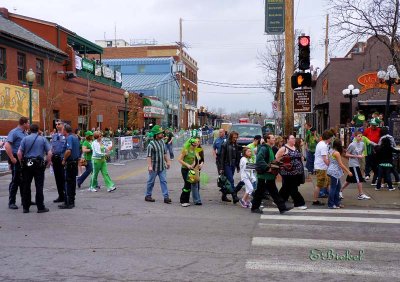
[
  {"x1": 6, "y1": 127, "x2": 27, "y2": 208},
  {"x1": 51, "y1": 132, "x2": 66, "y2": 202},
  {"x1": 61, "y1": 134, "x2": 80, "y2": 208},
  {"x1": 19, "y1": 133, "x2": 51, "y2": 212}
]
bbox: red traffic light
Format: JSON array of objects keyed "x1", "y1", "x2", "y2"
[{"x1": 299, "y1": 36, "x2": 310, "y2": 47}]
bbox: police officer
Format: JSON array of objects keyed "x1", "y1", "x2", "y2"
[
  {"x1": 59, "y1": 124, "x2": 80, "y2": 209},
  {"x1": 17, "y1": 124, "x2": 52, "y2": 213},
  {"x1": 51, "y1": 120, "x2": 66, "y2": 203},
  {"x1": 4, "y1": 116, "x2": 29, "y2": 209}
]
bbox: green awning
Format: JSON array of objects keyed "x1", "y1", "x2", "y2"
[
  {"x1": 143, "y1": 98, "x2": 164, "y2": 108},
  {"x1": 67, "y1": 34, "x2": 103, "y2": 54}
]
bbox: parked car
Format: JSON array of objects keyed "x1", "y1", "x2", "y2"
[{"x1": 230, "y1": 123, "x2": 262, "y2": 149}]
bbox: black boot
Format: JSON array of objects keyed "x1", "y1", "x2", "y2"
[
  {"x1": 221, "y1": 194, "x2": 231, "y2": 202},
  {"x1": 232, "y1": 193, "x2": 240, "y2": 204}
]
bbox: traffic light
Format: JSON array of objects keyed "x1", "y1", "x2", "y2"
[
  {"x1": 298, "y1": 36, "x2": 310, "y2": 70},
  {"x1": 291, "y1": 72, "x2": 312, "y2": 89}
]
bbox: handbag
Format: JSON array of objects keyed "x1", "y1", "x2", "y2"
[
  {"x1": 281, "y1": 154, "x2": 293, "y2": 171},
  {"x1": 187, "y1": 168, "x2": 200, "y2": 184},
  {"x1": 217, "y1": 174, "x2": 233, "y2": 194}
]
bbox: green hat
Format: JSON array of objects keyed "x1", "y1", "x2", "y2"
[
  {"x1": 191, "y1": 129, "x2": 199, "y2": 138},
  {"x1": 150, "y1": 125, "x2": 164, "y2": 135},
  {"x1": 85, "y1": 131, "x2": 94, "y2": 137},
  {"x1": 369, "y1": 120, "x2": 378, "y2": 126}
]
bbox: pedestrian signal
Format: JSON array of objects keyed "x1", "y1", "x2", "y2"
[
  {"x1": 291, "y1": 72, "x2": 312, "y2": 89},
  {"x1": 298, "y1": 36, "x2": 310, "y2": 70}
]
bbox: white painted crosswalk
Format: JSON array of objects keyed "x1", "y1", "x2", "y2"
[{"x1": 246, "y1": 207, "x2": 400, "y2": 279}]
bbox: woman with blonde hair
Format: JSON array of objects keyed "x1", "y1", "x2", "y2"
[{"x1": 89, "y1": 131, "x2": 116, "y2": 192}]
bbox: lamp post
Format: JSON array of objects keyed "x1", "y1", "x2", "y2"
[
  {"x1": 26, "y1": 68, "x2": 36, "y2": 124},
  {"x1": 377, "y1": 65, "x2": 399, "y2": 125},
  {"x1": 123, "y1": 90, "x2": 129, "y2": 130},
  {"x1": 342, "y1": 84, "x2": 360, "y2": 125}
]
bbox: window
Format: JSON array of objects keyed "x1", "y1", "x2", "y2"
[
  {"x1": 78, "y1": 104, "x2": 90, "y2": 130},
  {"x1": 0, "y1": 48, "x2": 6, "y2": 79},
  {"x1": 17, "y1": 53, "x2": 26, "y2": 82},
  {"x1": 106, "y1": 41, "x2": 113, "y2": 47},
  {"x1": 118, "y1": 110, "x2": 125, "y2": 129},
  {"x1": 340, "y1": 103, "x2": 350, "y2": 125},
  {"x1": 36, "y1": 59, "x2": 44, "y2": 85}
]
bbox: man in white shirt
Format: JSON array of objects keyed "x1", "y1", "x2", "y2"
[{"x1": 313, "y1": 130, "x2": 333, "y2": 205}]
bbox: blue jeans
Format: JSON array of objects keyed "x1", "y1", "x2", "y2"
[
  {"x1": 165, "y1": 143, "x2": 174, "y2": 159},
  {"x1": 77, "y1": 161, "x2": 93, "y2": 186},
  {"x1": 191, "y1": 182, "x2": 201, "y2": 204},
  {"x1": 305, "y1": 150, "x2": 315, "y2": 173},
  {"x1": 146, "y1": 170, "x2": 169, "y2": 198},
  {"x1": 328, "y1": 176, "x2": 341, "y2": 208},
  {"x1": 224, "y1": 164, "x2": 236, "y2": 193}
]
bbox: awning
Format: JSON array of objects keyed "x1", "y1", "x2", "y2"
[
  {"x1": 358, "y1": 100, "x2": 398, "y2": 106},
  {"x1": 67, "y1": 34, "x2": 103, "y2": 54},
  {"x1": 143, "y1": 98, "x2": 165, "y2": 118}
]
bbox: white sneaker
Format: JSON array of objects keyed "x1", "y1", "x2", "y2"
[
  {"x1": 365, "y1": 176, "x2": 370, "y2": 180},
  {"x1": 381, "y1": 184, "x2": 387, "y2": 188},
  {"x1": 358, "y1": 194, "x2": 371, "y2": 200},
  {"x1": 371, "y1": 182, "x2": 377, "y2": 186},
  {"x1": 88, "y1": 188, "x2": 98, "y2": 192},
  {"x1": 388, "y1": 187, "x2": 396, "y2": 191},
  {"x1": 339, "y1": 192, "x2": 344, "y2": 199},
  {"x1": 108, "y1": 187, "x2": 116, "y2": 192},
  {"x1": 181, "y1": 203, "x2": 190, "y2": 207},
  {"x1": 296, "y1": 205, "x2": 308, "y2": 210}
]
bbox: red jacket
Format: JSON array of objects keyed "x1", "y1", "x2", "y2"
[{"x1": 364, "y1": 127, "x2": 381, "y2": 143}]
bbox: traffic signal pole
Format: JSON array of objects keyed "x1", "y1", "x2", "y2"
[{"x1": 284, "y1": 0, "x2": 294, "y2": 135}]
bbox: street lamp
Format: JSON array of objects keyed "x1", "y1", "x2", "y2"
[
  {"x1": 123, "y1": 90, "x2": 129, "y2": 130},
  {"x1": 342, "y1": 84, "x2": 360, "y2": 124},
  {"x1": 377, "y1": 65, "x2": 399, "y2": 125},
  {"x1": 26, "y1": 68, "x2": 36, "y2": 124}
]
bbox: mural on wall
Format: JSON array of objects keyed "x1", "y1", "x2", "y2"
[{"x1": 0, "y1": 83, "x2": 39, "y2": 121}]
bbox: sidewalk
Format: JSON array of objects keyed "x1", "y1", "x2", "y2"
[{"x1": 290, "y1": 175, "x2": 400, "y2": 209}]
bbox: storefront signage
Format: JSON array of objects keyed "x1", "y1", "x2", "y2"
[
  {"x1": 143, "y1": 106, "x2": 165, "y2": 118},
  {"x1": 293, "y1": 88, "x2": 312, "y2": 113},
  {"x1": 115, "y1": 71, "x2": 122, "y2": 83},
  {"x1": 265, "y1": 0, "x2": 285, "y2": 34},
  {"x1": 75, "y1": 55, "x2": 82, "y2": 70},
  {"x1": 358, "y1": 73, "x2": 396, "y2": 94},
  {"x1": 0, "y1": 83, "x2": 40, "y2": 121},
  {"x1": 102, "y1": 66, "x2": 115, "y2": 79}
]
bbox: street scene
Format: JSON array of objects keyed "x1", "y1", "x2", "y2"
[{"x1": 1, "y1": 0, "x2": 400, "y2": 281}]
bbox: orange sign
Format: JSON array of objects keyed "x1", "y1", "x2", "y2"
[
  {"x1": 357, "y1": 73, "x2": 395, "y2": 94},
  {"x1": 322, "y1": 78, "x2": 328, "y2": 95}
]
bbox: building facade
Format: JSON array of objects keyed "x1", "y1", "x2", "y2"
[{"x1": 311, "y1": 36, "x2": 400, "y2": 132}]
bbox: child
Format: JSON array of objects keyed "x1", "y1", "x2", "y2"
[
  {"x1": 327, "y1": 140, "x2": 352, "y2": 209},
  {"x1": 239, "y1": 147, "x2": 256, "y2": 208}
]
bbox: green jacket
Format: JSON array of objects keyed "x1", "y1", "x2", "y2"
[{"x1": 256, "y1": 144, "x2": 276, "y2": 180}]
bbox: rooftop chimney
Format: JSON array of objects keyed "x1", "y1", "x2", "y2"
[{"x1": 0, "y1": 8, "x2": 9, "y2": 19}]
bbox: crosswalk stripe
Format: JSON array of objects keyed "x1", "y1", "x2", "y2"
[
  {"x1": 260, "y1": 214, "x2": 400, "y2": 224},
  {"x1": 246, "y1": 260, "x2": 398, "y2": 277},
  {"x1": 252, "y1": 237, "x2": 400, "y2": 251},
  {"x1": 262, "y1": 208, "x2": 400, "y2": 216}
]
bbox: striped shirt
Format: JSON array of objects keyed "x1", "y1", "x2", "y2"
[{"x1": 147, "y1": 139, "x2": 167, "y2": 171}]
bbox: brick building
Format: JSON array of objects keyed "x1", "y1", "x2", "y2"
[
  {"x1": 311, "y1": 36, "x2": 400, "y2": 132},
  {"x1": 96, "y1": 41, "x2": 199, "y2": 129},
  {"x1": 0, "y1": 8, "x2": 142, "y2": 135}
]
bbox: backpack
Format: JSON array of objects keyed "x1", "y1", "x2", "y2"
[{"x1": 217, "y1": 175, "x2": 233, "y2": 194}]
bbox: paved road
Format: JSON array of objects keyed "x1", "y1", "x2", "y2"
[{"x1": 0, "y1": 145, "x2": 399, "y2": 281}]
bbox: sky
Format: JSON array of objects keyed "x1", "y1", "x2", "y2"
[{"x1": 3, "y1": 0, "x2": 334, "y2": 115}]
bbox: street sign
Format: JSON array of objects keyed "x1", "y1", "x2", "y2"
[
  {"x1": 293, "y1": 88, "x2": 312, "y2": 113},
  {"x1": 272, "y1": 101, "x2": 278, "y2": 112},
  {"x1": 265, "y1": 0, "x2": 285, "y2": 34}
]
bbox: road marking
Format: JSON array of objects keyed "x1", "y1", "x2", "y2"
[
  {"x1": 263, "y1": 208, "x2": 400, "y2": 216},
  {"x1": 114, "y1": 167, "x2": 148, "y2": 181},
  {"x1": 260, "y1": 214, "x2": 400, "y2": 224},
  {"x1": 252, "y1": 237, "x2": 400, "y2": 251},
  {"x1": 246, "y1": 260, "x2": 399, "y2": 277}
]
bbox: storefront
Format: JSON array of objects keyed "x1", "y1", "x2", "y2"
[{"x1": 143, "y1": 98, "x2": 165, "y2": 129}]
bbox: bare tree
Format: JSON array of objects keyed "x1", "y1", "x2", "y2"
[{"x1": 329, "y1": 0, "x2": 400, "y2": 71}]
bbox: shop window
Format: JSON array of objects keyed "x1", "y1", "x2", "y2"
[
  {"x1": 36, "y1": 59, "x2": 44, "y2": 85},
  {"x1": 17, "y1": 52, "x2": 26, "y2": 82},
  {"x1": 340, "y1": 103, "x2": 350, "y2": 125},
  {"x1": 78, "y1": 104, "x2": 90, "y2": 130},
  {"x1": 0, "y1": 48, "x2": 6, "y2": 79},
  {"x1": 118, "y1": 110, "x2": 125, "y2": 129}
]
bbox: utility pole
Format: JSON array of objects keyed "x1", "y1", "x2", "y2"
[
  {"x1": 284, "y1": 0, "x2": 294, "y2": 135},
  {"x1": 325, "y1": 14, "x2": 329, "y2": 67},
  {"x1": 178, "y1": 17, "x2": 183, "y2": 130}
]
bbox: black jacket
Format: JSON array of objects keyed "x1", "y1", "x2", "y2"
[{"x1": 218, "y1": 141, "x2": 241, "y2": 171}]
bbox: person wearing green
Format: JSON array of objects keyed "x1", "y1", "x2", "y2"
[
  {"x1": 77, "y1": 131, "x2": 94, "y2": 188},
  {"x1": 351, "y1": 110, "x2": 366, "y2": 128},
  {"x1": 305, "y1": 127, "x2": 319, "y2": 174},
  {"x1": 89, "y1": 131, "x2": 116, "y2": 192},
  {"x1": 246, "y1": 135, "x2": 262, "y2": 164}
]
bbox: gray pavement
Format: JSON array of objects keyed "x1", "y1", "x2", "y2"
[{"x1": 0, "y1": 146, "x2": 399, "y2": 281}]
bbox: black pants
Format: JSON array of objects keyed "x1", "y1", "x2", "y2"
[
  {"x1": 52, "y1": 155, "x2": 65, "y2": 200},
  {"x1": 252, "y1": 178, "x2": 286, "y2": 211},
  {"x1": 279, "y1": 175, "x2": 306, "y2": 207},
  {"x1": 64, "y1": 161, "x2": 78, "y2": 205},
  {"x1": 8, "y1": 154, "x2": 22, "y2": 206},
  {"x1": 21, "y1": 162, "x2": 45, "y2": 210},
  {"x1": 180, "y1": 168, "x2": 192, "y2": 203}
]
